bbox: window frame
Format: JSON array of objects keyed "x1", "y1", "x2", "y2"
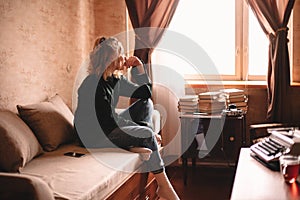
[
  {"x1": 125, "y1": 0, "x2": 295, "y2": 84},
  {"x1": 182, "y1": 0, "x2": 268, "y2": 82}
]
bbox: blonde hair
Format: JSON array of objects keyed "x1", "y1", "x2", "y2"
[{"x1": 89, "y1": 37, "x2": 124, "y2": 80}]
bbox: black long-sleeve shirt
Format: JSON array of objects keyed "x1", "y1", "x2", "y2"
[
  {"x1": 95, "y1": 74, "x2": 151, "y2": 134},
  {"x1": 74, "y1": 71, "x2": 151, "y2": 137}
]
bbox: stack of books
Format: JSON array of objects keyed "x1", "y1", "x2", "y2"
[
  {"x1": 220, "y1": 88, "x2": 248, "y2": 112},
  {"x1": 178, "y1": 95, "x2": 199, "y2": 113},
  {"x1": 198, "y1": 91, "x2": 225, "y2": 114}
]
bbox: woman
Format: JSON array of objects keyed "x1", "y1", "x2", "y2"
[{"x1": 74, "y1": 37, "x2": 179, "y2": 200}]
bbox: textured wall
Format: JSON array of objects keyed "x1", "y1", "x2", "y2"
[
  {"x1": 93, "y1": 0, "x2": 127, "y2": 38},
  {"x1": 0, "y1": 0, "x2": 126, "y2": 112}
]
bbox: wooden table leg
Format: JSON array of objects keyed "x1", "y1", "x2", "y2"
[
  {"x1": 192, "y1": 157, "x2": 196, "y2": 167},
  {"x1": 182, "y1": 157, "x2": 188, "y2": 186}
]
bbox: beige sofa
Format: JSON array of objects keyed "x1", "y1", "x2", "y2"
[{"x1": 0, "y1": 94, "x2": 161, "y2": 200}]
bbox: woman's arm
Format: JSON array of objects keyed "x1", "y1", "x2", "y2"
[
  {"x1": 125, "y1": 56, "x2": 151, "y2": 85},
  {"x1": 120, "y1": 56, "x2": 152, "y2": 99},
  {"x1": 119, "y1": 75, "x2": 151, "y2": 99},
  {"x1": 95, "y1": 81, "x2": 138, "y2": 134}
]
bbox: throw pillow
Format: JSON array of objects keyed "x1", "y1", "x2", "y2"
[
  {"x1": 0, "y1": 110, "x2": 43, "y2": 172},
  {"x1": 17, "y1": 94, "x2": 76, "y2": 152}
]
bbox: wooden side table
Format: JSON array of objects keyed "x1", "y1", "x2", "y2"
[{"x1": 180, "y1": 113, "x2": 246, "y2": 185}]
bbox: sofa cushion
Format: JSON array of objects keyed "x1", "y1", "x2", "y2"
[
  {"x1": 20, "y1": 144, "x2": 142, "y2": 200},
  {"x1": 0, "y1": 110, "x2": 43, "y2": 172},
  {"x1": 17, "y1": 94, "x2": 76, "y2": 152}
]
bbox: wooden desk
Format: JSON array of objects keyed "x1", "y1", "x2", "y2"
[{"x1": 231, "y1": 148, "x2": 300, "y2": 200}]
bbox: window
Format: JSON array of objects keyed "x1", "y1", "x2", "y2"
[
  {"x1": 248, "y1": 7, "x2": 269, "y2": 78},
  {"x1": 152, "y1": 0, "x2": 269, "y2": 81}
]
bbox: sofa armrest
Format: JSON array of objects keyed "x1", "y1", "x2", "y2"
[
  {"x1": 152, "y1": 109, "x2": 161, "y2": 135},
  {"x1": 0, "y1": 173, "x2": 54, "y2": 200}
]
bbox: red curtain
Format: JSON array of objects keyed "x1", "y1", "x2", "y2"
[
  {"x1": 125, "y1": 0, "x2": 179, "y2": 80},
  {"x1": 246, "y1": 0, "x2": 295, "y2": 122}
]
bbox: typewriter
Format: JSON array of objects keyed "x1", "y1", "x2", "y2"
[{"x1": 250, "y1": 127, "x2": 300, "y2": 171}]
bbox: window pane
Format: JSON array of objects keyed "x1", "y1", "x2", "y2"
[
  {"x1": 248, "y1": 10, "x2": 268, "y2": 76},
  {"x1": 152, "y1": 0, "x2": 235, "y2": 76}
]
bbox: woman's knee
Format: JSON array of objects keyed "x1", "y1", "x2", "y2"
[
  {"x1": 136, "y1": 98, "x2": 153, "y2": 110},
  {"x1": 142, "y1": 99, "x2": 154, "y2": 116}
]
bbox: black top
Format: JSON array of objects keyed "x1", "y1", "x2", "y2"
[
  {"x1": 74, "y1": 70, "x2": 151, "y2": 136},
  {"x1": 95, "y1": 73, "x2": 151, "y2": 134}
]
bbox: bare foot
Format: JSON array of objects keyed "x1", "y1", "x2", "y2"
[{"x1": 129, "y1": 147, "x2": 152, "y2": 161}]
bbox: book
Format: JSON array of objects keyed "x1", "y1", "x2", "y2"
[
  {"x1": 199, "y1": 103, "x2": 225, "y2": 111},
  {"x1": 178, "y1": 95, "x2": 199, "y2": 113},
  {"x1": 178, "y1": 107, "x2": 199, "y2": 113},
  {"x1": 198, "y1": 91, "x2": 222, "y2": 100},
  {"x1": 220, "y1": 88, "x2": 245, "y2": 97},
  {"x1": 198, "y1": 100, "x2": 225, "y2": 114},
  {"x1": 199, "y1": 100, "x2": 225, "y2": 107},
  {"x1": 178, "y1": 105, "x2": 198, "y2": 110},
  {"x1": 226, "y1": 95, "x2": 247, "y2": 103},
  {"x1": 179, "y1": 95, "x2": 198, "y2": 102},
  {"x1": 178, "y1": 101, "x2": 199, "y2": 106},
  {"x1": 197, "y1": 91, "x2": 226, "y2": 114},
  {"x1": 199, "y1": 97, "x2": 225, "y2": 103}
]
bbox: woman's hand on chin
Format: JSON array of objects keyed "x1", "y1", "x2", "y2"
[{"x1": 124, "y1": 56, "x2": 143, "y2": 68}]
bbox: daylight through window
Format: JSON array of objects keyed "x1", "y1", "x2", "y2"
[{"x1": 152, "y1": 0, "x2": 270, "y2": 81}]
